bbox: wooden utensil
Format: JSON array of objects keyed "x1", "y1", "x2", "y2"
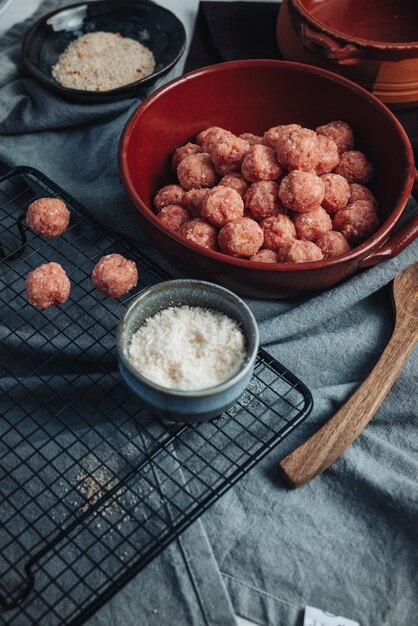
[{"x1": 278, "y1": 262, "x2": 418, "y2": 488}]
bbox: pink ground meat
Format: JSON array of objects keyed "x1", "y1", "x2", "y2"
[
  {"x1": 293, "y1": 207, "x2": 332, "y2": 241},
  {"x1": 218, "y1": 218, "x2": 264, "y2": 258},
  {"x1": 197, "y1": 127, "x2": 234, "y2": 152},
  {"x1": 26, "y1": 262, "x2": 71, "y2": 309},
  {"x1": 154, "y1": 119, "x2": 379, "y2": 265},
  {"x1": 241, "y1": 145, "x2": 282, "y2": 183},
  {"x1": 276, "y1": 128, "x2": 319, "y2": 172},
  {"x1": 333, "y1": 200, "x2": 380, "y2": 244},
  {"x1": 348, "y1": 183, "x2": 378, "y2": 208},
  {"x1": 263, "y1": 124, "x2": 301, "y2": 149},
  {"x1": 239, "y1": 133, "x2": 263, "y2": 145},
  {"x1": 316, "y1": 121, "x2": 354, "y2": 154},
  {"x1": 178, "y1": 218, "x2": 219, "y2": 250},
  {"x1": 201, "y1": 186, "x2": 244, "y2": 227},
  {"x1": 316, "y1": 231, "x2": 351, "y2": 258},
  {"x1": 181, "y1": 189, "x2": 208, "y2": 217},
  {"x1": 315, "y1": 135, "x2": 340, "y2": 176},
  {"x1": 211, "y1": 136, "x2": 250, "y2": 175},
  {"x1": 219, "y1": 173, "x2": 249, "y2": 198},
  {"x1": 335, "y1": 150, "x2": 374, "y2": 184},
  {"x1": 172, "y1": 143, "x2": 202, "y2": 171},
  {"x1": 26, "y1": 197, "x2": 70, "y2": 238},
  {"x1": 250, "y1": 249, "x2": 281, "y2": 263},
  {"x1": 321, "y1": 173, "x2": 350, "y2": 214},
  {"x1": 244, "y1": 181, "x2": 284, "y2": 221},
  {"x1": 279, "y1": 170, "x2": 325, "y2": 212},
  {"x1": 157, "y1": 205, "x2": 190, "y2": 232},
  {"x1": 285, "y1": 240, "x2": 324, "y2": 263},
  {"x1": 260, "y1": 214, "x2": 296, "y2": 252},
  {"x1": 92, "y1": 254, "x2": 138, "y2": 298},
  {"x1": 177, "y1": 153, "x2": 219, "y2": 190},
  {"x1": 153, "y1": 184, "x2": 184, "y2": 212}
]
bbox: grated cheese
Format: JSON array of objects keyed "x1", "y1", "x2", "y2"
[{"x1": 126, "y1": 306, "x2": 247, "y2": 391}]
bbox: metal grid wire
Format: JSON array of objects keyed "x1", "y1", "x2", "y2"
[{"x1": 0, "y1": 167, "x2": 313, "y2": 626}]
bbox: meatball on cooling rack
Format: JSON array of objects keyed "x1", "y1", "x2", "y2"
[{"x1": 26, "y1": 197, "x2": 70, "y2": 238}]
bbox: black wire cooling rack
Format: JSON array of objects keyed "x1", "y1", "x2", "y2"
[{"x1": 0, "y1": 166, "x2": 313, "y2": 626}]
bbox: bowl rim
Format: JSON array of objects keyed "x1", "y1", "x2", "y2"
[
  {"x1": 116, "y1": 279, "x2": 260, "y2": 398},
  {"x1": 21, "y1": 0, "x2": 187, "y2": 98},
  {"x1": 291, "y1": 0, "x2": 418, "y2": 50},
  {"x1": 119, "y1": 58, "x2": 415, "y2": 273}
]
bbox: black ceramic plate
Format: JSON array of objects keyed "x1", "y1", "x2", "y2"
[{"x1": 21, "y1": 0, "x2": 186, "y2": 102}]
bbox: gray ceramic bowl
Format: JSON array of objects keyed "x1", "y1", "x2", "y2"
[{"x1": 116, "y1": 279, "x2": 259, "y2": 422}]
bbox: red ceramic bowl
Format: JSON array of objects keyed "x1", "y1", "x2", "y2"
[
  {"x1": 119, "y1": 59, "x2": 418, "y2": 299},
  {"x1": 278, "y1": 0, "x2": 418, "y2": 108}
]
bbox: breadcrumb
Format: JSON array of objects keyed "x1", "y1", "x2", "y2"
[{"x1": 52, "y1": 31, "x2": 155, "y2": 91}]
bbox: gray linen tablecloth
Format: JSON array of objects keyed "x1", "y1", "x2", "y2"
[{"x1": 0, "y1": 1, "x2": 417, "y2": 625}]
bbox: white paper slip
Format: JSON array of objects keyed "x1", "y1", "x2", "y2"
[{"x1": 304, "y1": 605, "x2": 360, "y2": 626}]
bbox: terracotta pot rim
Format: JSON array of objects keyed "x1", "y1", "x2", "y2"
[
  {"x1": 292, "y1": 0, "x2": 418, "y2": 50},
  {"x1": 119, "y1": 59, "x2": 415, "y2": 273}
]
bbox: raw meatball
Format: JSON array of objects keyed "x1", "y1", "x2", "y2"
[
  {"x1": 263, "y1": 124, "x2": 301, "y2": 149},
  {"x1": 92, "y1": 254, "x2": 138, "y2": 298},
  {"x1": 335, "y1": 150, "x2": 374, "y2": 184},
  {"x1": 333, "y1": 200, "x2": 380, "y2": 244},
  {"x1": 211, "y1": 136, "x2": 250, "y2": 175},
  {"x1": 316, "y1": 231, "x2": 350, "y2": 258},
  {"x1": 182, "y1": 189, "x2": 208, "y2": 217},
  {"x1": 276, "y1": 128, "x2": 319, "y2": 172},
  {"x1": 279, "y1": 171, "x2": 325, "y2": 213},
  {"x1": 321, "y1": 173, "x2": 350, "y2": 214},
  {"x1": 285, "y1": 240, "x2": 324, "y2": 263},
  {"x1": 201, "y1": 186, "x2": 244, "y2": 227},
  {"x1": 240, "y1": 132, "x2": 263, "y2": 145},
  {"x1": 26, "y1": 197, "x2": 70, "y2": 238},
  {"x1": 260, "y1": 215, "x2": 296, "y2": 252},
  {"x1": 197, "y1": 127, "x2": 234, "y2": 152},
  {"x1": 348, "y1": 183, "x2": 378, "y2": 208},
  {"x1": 293, "y1": 207, "x2": 332, "y2": 241},
  {"x1": 157, "y1": 205, "x2": 190, "y2": 232},
  {"x1": 178, "y1": 218, "x2": 218, "y2": 250},
  {"x1": 316, "y1": 121, "x2": 354, "y2": 154},
  {"x1": 241, "y1": 145, "x2": 282, "y2": 183},
  {"x1": 244, "y1": 181, "x2": 284, "y2": 221},
  {"x1": 218, "y1": 218, "x2": 264, "y2": 258},
  {"x1": 219, "y1": 173, "x2": 249, "y2": 198},
  {"x1": 315, "y1": 135, "x2": 340, "y2": 176},
  {"x1": 26, "y1": 262, "x2": 70, "y2": 309},
  {"x1": 153, "y1": 184, "x2": 184, "y2": 212},
  {"x1": 250, "y1": 249, "x2": 281, "y2": 263},
  {"x1": 177, "y1": 153, "x2": 219, "y2": 190},
  {"x1": 172, "y1": 143, "x2": 202, "y2": 171}
]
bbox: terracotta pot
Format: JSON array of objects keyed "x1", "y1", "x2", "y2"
[
  {"x1": 119, "y1": 59, "x2": 418, "y2": 299},
  {"x1": 278, "y1": 0, "x2": 418, "y2": 108}
]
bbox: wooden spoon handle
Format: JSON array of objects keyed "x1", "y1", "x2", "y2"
[{"x1": 278, "y1": 314, "x2": 417, "y2": 488}]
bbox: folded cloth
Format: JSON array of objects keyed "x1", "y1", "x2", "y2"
[{"x1": 0, "y1": 1, "x2": 417, "y2": 626}]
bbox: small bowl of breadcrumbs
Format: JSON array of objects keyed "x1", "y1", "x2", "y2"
[{"x1": 22, "y1": 0, "x2": 186, "y2": 102}]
